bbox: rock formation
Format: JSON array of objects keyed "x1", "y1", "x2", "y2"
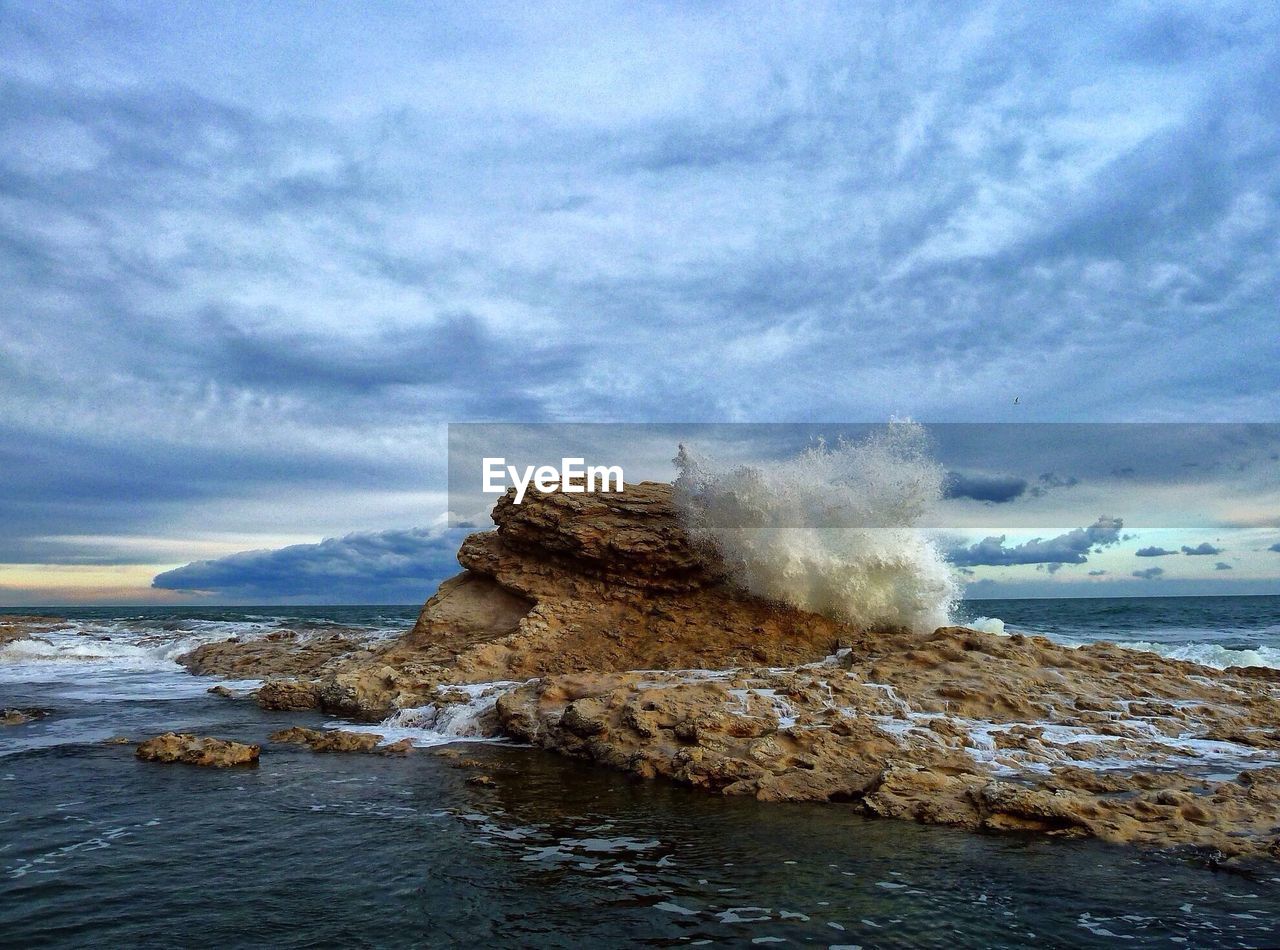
[
  {"x1": 176, "y1": 483, "x2": 1280, "y2": 864},
  {"x1": 135, "y1": 733, "x2": 260, "y2": 767},
  {"x1": 185, "y1": 483, "x2": 858, "y2": 720},
  {"x1": 269, "y1": 726, "x2": 410, "y2": 755}
]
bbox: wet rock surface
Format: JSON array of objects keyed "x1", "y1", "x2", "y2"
[
  {"x1": 495, "y1": 626, "x2": 1280, "y2": 865},
  {"x1": 135, "y1": 733, "x2": 260, "y2": 767},
  {"x1": 269, "y1": 726, "x2": 388, "y2": 754},
  {"x1": 178, "y1": 630, "x2": 370, "y2": 679},
  {"x1": 0, "y1": 615, "x2": 67, "y2": 646}
]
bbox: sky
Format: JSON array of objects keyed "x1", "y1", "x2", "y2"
[{"x1": 1, "y1": 1, "x2": 1278, "y2": 605}]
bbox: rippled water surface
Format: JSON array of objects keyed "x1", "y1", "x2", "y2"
[{"x1": 3, "y1": 601, "x2": 1280, "y2": 947}]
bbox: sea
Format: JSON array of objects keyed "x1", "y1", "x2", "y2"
[{"x1": 2, "y1": 596, "x2": 1279, "y2": 948}]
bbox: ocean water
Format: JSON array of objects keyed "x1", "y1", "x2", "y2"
[
  {"x1": 2, "y1": 597, "x2": 1280, "y2": 948},
  {"x1": 955, "y1": 594, "x2": 1280, "y2": 669}
]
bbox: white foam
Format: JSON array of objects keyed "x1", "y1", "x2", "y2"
[
  {"x1": 967, "y1": 616, "x2": 1007, "y2": 637},
  {"x1": 1116, "y1": 641, "x2": 1280, "y2": 670},
  {"x1": 673, "y1": 421, "x2": 959, "y2": 634}
]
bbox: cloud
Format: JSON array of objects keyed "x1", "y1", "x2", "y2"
[
  {"x1": 1214, "y1": 561, "x2": 1233, "y2": 570},
  {"x1": 948, "y1": 516, "x2": 1124, "y2": 567},
  {"x1": 942, "y1": 471, "x2": 1028, "y2": 503},
  {"x1": 1181, "y1": 542, "x2": 1224, "y2": 555},
  {"x1": 1135, "y1": 546, "x2": 1176, "y2": 557},
  {"x1": 152, "y1": 526, "x2": 471, "y2": 602},
  {"x1": 1271, "y1": 542, "x2": 1280, "y2": 553},
  {"x1": 2, "y1": 3, "x2": 1280, "y2": 600},
  {"x1": 1088, "y1": 569, "x2": 1108, "y2": 576},
  {"x1": 1132, "y1": 567, "x2": 1166, "y2": 579}
]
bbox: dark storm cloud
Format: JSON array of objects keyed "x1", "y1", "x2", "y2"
[
  {"x1": 1181, "y1": 542, "x2": 1224, "y2": 555},
  {"x1": 948, "y1": 516, "x2": 1124, "y2": 567},
  {"x1": 1214, "y1": 562, "x2": 1233, "y2": 571},
  {"x1": 942, "y1": 471, "x2": 1028, "y2": 504},
  {"x1": 1135, "y1": 546, "x2": 1176, "y2": 557},
  {"x1": 1270, "y1": 543, "x2": 1280, "y2": 553},
  {"x1": 152, "y1": 526, "x2": 472, "y2": 602},
  {"x1": 1132, "y1": 567, "x2": 1165, "y2": 580}
]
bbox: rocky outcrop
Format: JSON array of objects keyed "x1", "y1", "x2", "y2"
[
  {"x1": 494, "y1": 624, "x2": 1280, "y2": 865},
  {"x1": 217, "y1": 483, "x2": 859, "y2": 722},
  {"x1": 135, "y1": 733, "x2": 260, "y2": 767},
  {"x1": 269, "y1": 726, "x2": 398, "y2": 754},
  {"x1": 179, "y1": 630, "x2": 368, "y2": 679},
  {"x1": 170, "y1": 483, "x2": 1280, "y2": 863}
]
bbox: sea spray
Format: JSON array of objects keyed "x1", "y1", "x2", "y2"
[{"x1": 672, "y1": 421, "x2": 959, "y2": 633}]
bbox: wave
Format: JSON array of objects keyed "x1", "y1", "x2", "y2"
[
  {"x1": 1116, "y1": 640, "x2": 1280, "y2": 670},
  {"x1": 672, "y1": 421, "x2": 960, "y2": 633}
]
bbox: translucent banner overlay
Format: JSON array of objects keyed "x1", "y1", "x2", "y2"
[{"x1": 447, "y1": 422, "x2": 1280, "y2": 533}]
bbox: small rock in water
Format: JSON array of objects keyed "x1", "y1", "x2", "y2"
[
  {"x1": 466, "y1": 774, "x2": 498, "y2": 787},
  {"x1": 380, "y1": 738, "x2": 415, "y2": 756},
  {"x1": 207, "y1": 685, "x2": 237, "y2": 699},
  {"x1": 1, "y1": 708, "x2": 49, "y2": 726},
  {"x1": 103, "y1": 736, "x2": 132, "y2": 745},
  {"x1": 269, "y1": 726, "x2": 384, "y2": 753},
  {"x1": 135, "y1": 733, "x2": 260, "y2": 768}
]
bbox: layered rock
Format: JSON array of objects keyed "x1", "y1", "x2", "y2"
[
  {"x1": 135, "y1": 733, "x2": 260, "y2": 767},
  {"x1": 204, "y1": 483, "x2": 859, "y2": 720}
]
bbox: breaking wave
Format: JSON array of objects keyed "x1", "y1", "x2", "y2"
[
  {"x1": 1116, "y1": 641, "x2": 1280, "y2": 670},
  {"x1": 673, "y1": 421, "x2": 959, "y2": 633}
]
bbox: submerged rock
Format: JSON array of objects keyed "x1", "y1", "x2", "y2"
[
  {"x1": 1, "y1": 707, "x2": 49, "y2": 726},
  {"x1": 135, "y1": 733, "x2": 260, "y2": 767}
]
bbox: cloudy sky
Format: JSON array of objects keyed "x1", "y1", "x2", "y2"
[{"x1": 1, "y1": 1, "x2": 1277, "y2": 605}]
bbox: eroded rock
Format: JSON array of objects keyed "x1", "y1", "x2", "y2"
[
  {"x1": 269, "y1": 726, "x2": 384, "y2": 753},
  {"x1": 135, "y1": 733, "x2": 260, "y2": 767}
]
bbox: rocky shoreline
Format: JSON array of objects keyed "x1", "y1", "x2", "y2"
[{"x1": 9, "y1": 483, "x2": 1280, "y2": 868}]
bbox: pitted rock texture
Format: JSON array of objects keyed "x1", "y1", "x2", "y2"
[
  {"x1": 494, "y1": 626, "x2": 1280, "y2": 865},
  {"x1": 135, "y1": 733, "x2": 260, "y2": 768}
]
